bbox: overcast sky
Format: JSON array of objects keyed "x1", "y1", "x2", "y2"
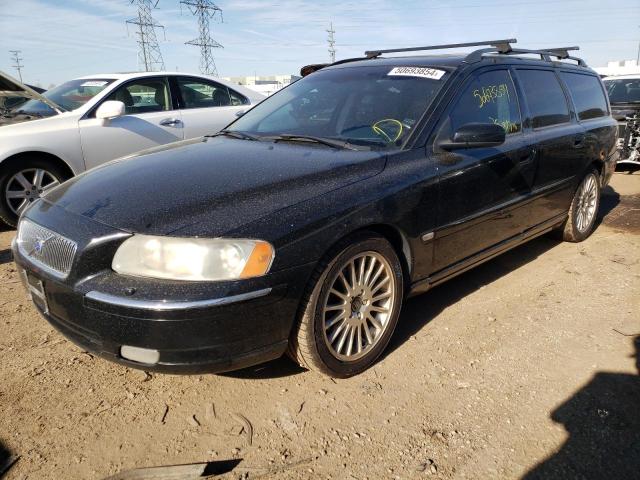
[{"x1": 1, "y1": 0, "x2": 639, "y2": 87}]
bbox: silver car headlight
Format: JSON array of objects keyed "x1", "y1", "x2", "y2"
[{"x1": 112, "y1": 235, "x2": 274, "y2": 281}]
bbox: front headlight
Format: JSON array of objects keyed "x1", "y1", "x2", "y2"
[{"x1": 112, "y1": 235, "x2": 274, "y2": 281}]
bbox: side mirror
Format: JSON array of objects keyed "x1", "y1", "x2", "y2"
[
  {"x1": 439, "y1": 123, "x2": 506, "y2": 150},
  {"x1": 96, "y1": 100, "x2": 125, "y2": 120}
]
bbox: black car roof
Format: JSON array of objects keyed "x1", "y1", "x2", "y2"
[
  {"x1": 325, "y1": 53, "x2": 595, "y2": 75},
  {"x1": 326, "y1": 54, "x2": 468, "y2": 71}
]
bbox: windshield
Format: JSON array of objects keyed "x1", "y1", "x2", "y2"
[
  {"x1": 604, "y1": 78, "x2": 640, "y2": 104},
  {"x1": 228, "y1": 65, "x2": 448, "y2": 149},
  {"x1": 14, "y1": 78, "x2": 115, "y2": 115}
]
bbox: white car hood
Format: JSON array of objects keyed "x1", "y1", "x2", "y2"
[{"x1": 0, "y1": 70, "x2": 63, "y2": 114}]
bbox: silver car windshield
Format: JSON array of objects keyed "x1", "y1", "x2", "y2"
[
  {"x1": 15, "y1": 78, "x2": 115, "y2": 115},
  {"x1": 228, "y1": 65, "x2": 449, "y2": 149}
]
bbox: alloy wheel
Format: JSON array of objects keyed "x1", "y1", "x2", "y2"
[
  {"x1": 322, "y1": 251, "x2": 396, "y2": 361},
  {"x1": 5, "y1": 168, "x2": 60, "y2": 216},
  {"x1": 575, "y1": 173, "x2": 598, "y2": 233}
]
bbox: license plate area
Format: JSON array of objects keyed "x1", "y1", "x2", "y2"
[{"x1": 20, "y1": 269, "x2": 49, "y2": 314}]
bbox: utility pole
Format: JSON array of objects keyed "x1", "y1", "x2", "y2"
[
  {"x1": 126, "y1": 0, "x2": 165, "y2": 72},
  {"x1": 9, "y1": 50, "x2": 24, "y2": 82},
  {"x1": 180, "y1": 0, "x2": 223, "y2": 77},
  {"x1": 636, "y1": 25, "x2": 639, "y2": 66},
  {"x1": 327, "y1": 23, "x2": 336, "y2": 63}
]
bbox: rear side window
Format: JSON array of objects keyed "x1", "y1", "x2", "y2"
[
  {"x1": 177, "y1": 77, "x2": 232, "y2": 108},
  {"x1": 560, "y1": 72, "x2": 608, "y2": 120},
  {"x1": 442, "y1": 69, "x2": 522, "y2": 137},
  {"x1": 517, "y1": 70, "x2": 570, "y2": 128}
]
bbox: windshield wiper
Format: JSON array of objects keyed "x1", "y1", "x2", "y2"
[
  {"x1": 209, "y1": 130, "x2": 260, "y2": 141},
  {"x1": 270, "y1": 134, "x2": 359, "y2": 151}
]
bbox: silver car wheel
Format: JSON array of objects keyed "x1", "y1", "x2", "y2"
[
  {"x1": 5, "y1": 168, "x2": 60, "y2": 216},
  {"x1": 575, "y1": 173, "x2": 598, "y2": 233},
  {"x1": 322, "y1": 251, "x2": 396, "y2": 361}
]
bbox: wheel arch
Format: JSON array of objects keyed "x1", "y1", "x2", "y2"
[
  {"x1": 313, "y1": 223, "x2": 413, "y2": 295},
  {"x1": 0, "y1": 151, "x2": 75, "y2": 180},
  {"x1": 589, "y1": 158, "x2": 605, "y2": 185}
]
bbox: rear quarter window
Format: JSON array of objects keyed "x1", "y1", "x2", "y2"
[
  {"x1": 516, "y1": 69, "x2": 570, "y2": 129},
  {"x1": 560, "y1": 72, "x2": 608, "y2": 120}
]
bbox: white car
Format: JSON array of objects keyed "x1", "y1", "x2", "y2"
[{"x1": 0, "y1": 71, "x2": 264, "y2": 227}]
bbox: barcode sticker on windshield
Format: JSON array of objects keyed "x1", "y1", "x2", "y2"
[
  {"x1": 388, "y1": 67, "x2": 446, "y2": 80},
  {"x1": 80, "y1": 81, "x2": 107, "y2": 87}
]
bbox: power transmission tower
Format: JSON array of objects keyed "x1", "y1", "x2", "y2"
[
  {"x1": 180, "y1": 0, "x2": 223, "y2": 77},
  {"x1": 327, "y1": 23, "x2": 336, "y2": 63},
  {"x1": 126, "y1": 0, "x2": 166, "y2": 72},
  {"x1": 9, "y1": 50, "x2": 24, "y2": 82}
]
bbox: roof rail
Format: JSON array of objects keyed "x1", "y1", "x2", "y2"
[
  {"x1": 466, "y1": 45, "x2": 587, "y2": 66},
  {"x1": 364, "y1": 39, "x2": 516, "y2": 59}
]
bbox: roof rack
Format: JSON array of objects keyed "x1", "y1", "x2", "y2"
[
  {"x1": 466, "y1": 45, "x2": 587, "y2": 66},
  {"x1": 364, "y1": 39, "x2": 516, "y2": 59},
  {"x1": 300, "y1": 40, "x2": 586, "y2": 77}
]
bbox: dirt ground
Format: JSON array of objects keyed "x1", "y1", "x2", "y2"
[{"x1": 1, "y1": 169, "x2": 638, "y2": 480}]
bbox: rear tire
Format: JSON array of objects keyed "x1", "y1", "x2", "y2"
[
  {"x1": 0, "y1": 157, "x2": 67, "y2": 228},
  {"x1": 560, "y1": 169, "x2": 601, "y2": 242},
  {"x1": 287, "y1": 232, "x2": 404, "y2": 378}
]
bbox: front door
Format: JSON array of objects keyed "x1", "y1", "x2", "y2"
[
  {"x1": 79, "y1": 77, "x2": 184, "y2": 170},
  {"x1": 430, "y1": 68, "x2": 535, "y2": 272}
]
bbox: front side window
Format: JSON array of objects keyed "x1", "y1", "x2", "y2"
[
  {"x1": 228, "y1": 65, "x2": 448, "y2": 149},
  {"x1": 517, "y1": 69, "x2": 570, "y2": 128},
  {"x1": 438, "y1": 69, "x2": 521, "y2": 142},
  {"x1": 604, "y1": 78, "x2": 640, "y2": 104},
  {"x1": 177, "y1": 78, "x2": 236, "y2": 109},
  {"x1": 560, "y1": 72, "x2": 608, "y2": 120},
  {"x1": 14, "y1": 78, "x2": 115, "y2": 115},
  {"x1": 105, "y1": 78, "x2": 171, "y2": 115}
]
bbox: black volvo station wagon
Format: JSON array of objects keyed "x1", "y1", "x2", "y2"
[{"x1": 13, "y1": 39, "x2": 617, "y2": 377}]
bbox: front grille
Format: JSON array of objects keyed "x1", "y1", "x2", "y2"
[{"x1": 17, "y1": 219, "x2": 77, "y2": 278}]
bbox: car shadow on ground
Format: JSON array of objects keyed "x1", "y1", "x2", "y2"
[
  {"x1": 598, "y1": 185, "x2": 620, "y2": 224},
  {"x1": 0, "y1": 440, "x2": 18, "y2": 478},
  {"x1": 522, "y1": 336, "x2": 640, "y2": 480},
  {"x1": 385, "y1": 233, "x2": 562, "y2": 358},
  {"x1": 0, "y1": 248, "x2": 12, "y2": 266}
]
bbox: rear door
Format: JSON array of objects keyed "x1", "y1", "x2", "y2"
[
  {"x1": 79, "y1": 76, "x2": 184, "y2": 170},
  {"x1": 512, "y1": 68, "x2": 582, "y2": 225},
  {"x1": 173, "y1": 76, "x2": 249, "y2": 138},
  {"x1": 431, "y1": 68, "x2": 535, "y2": 272}
]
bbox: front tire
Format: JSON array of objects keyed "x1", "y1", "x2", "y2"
[
  {"x1": 561, "y1": 169, "x2": 601, "y2": 242},
  {"x1": 288, "y1": 232, "x2": 404, "y2": 377},
  {"x1": 0, "y1": 158, "x2": 67, "y2": 228}
]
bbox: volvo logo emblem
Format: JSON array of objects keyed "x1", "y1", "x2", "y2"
[{"x1": 30, "y1": 235, "x2": 54, "y2": 256}]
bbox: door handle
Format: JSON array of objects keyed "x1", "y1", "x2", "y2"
[
  {"x1": 574, "y1": 135, "x2": 585, "y2": 148},
  {"x1": 518, "y1": 147, "x2": 537, "y2": 164},
  {"x1": 160, "y1": 118, "x2": 182, "y2": 127}
]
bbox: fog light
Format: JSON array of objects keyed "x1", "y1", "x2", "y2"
[{"x1": 120, "y1": 345, "x2": 160, "y2": 365}]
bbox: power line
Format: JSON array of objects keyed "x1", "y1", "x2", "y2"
[
  {"x1": 126, "y1": 0, "x2": 166, "y2": 72},
  {"x1": 327, "y1": 22, "x2": 336, "y2": 63},
  {"x1": 9, "y1": 50, "x2": 24, "y2": 82},
  {"x1": 180, "y1": 0, "x2": 223, "y2": 77}
]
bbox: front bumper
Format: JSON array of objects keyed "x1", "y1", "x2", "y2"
[{"x1": 13, "y1": 203, "x2": 315, "y2": 374}]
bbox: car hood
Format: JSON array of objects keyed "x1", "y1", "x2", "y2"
[
  {"x1": 45, "y1": 136, "x2": 387, "y2": 236},
  {"x1": 0, "y1": 70, "x2": 62, "y2": 116}
]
